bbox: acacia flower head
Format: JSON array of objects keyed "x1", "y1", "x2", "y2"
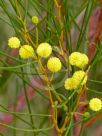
[
  {"x1": 47, "y1": 57, "x2": 62, "y2": 73},
  {"x1": 69, "y1": 52, "x2": 89, "y2": 68},
  {"x1": 8, "y1": 37, "x2": 20, "y2": 48},
  {"x1": 89, "y1": 98, "x2": 102, "y2": 111},
  {"x1": 32, "y1": 16, "x2": 39, "y2": 24},
  {"x1": 19, "y1": 45, "x2": 34, "y2": 59},
  {"x1": 84, "y1": 112, "x2": 90, "y2": 118},
  {"x1": 37, "y1": 43, "x2": 52, "y2": 58},
  {"x1": 73, "y1": 70, "x2": 87, "y2": 86},
  {"x1": 64, "y1": 77, "x2": 77, "y2": 90}
]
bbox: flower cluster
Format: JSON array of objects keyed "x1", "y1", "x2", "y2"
[
  {"x1": 8, "y1": 35, "x2": 102, "y2": 117},
  {"x1": 8, "y1": 37, "x2": 35, "y2": 59},
  {"x1": 64, "y1": 70, "x2": 87, "y2": 90},
  {"x1": 36, "y1": 43, "x2": 62, "y2": 73},
  {"x1": 8, "y1": 37, "x2": 62, "y2": 73},
  {"x1": 64, "y1": 52, "x2": 88, "y2": 91},
  {"x1": 69, "y1": 52, "x2": 89, "y2": 68}
]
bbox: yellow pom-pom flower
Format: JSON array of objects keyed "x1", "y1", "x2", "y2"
[
  {"x1": 32, "y1": 16, "x2": 39, "y2": 24},
  {"x1": 73, "y1": 70, "x2": 87, "y2": 86},
  {"x1": 47, "y1": 57, "x2": 62, "y2": 73},
  {"x1": 69, "y1": 52, "x2": 89, "y2": 68},
  {"x1": 8, "y1": 37, "x2": 20, "y2": 48},
  {"x1": 37, "y1": 43, "x2": 52, "y2": 58},
  {"x1": 64, "y1": 78, "x2": 77, "y2": 90},
  {"x1": 69, "y1": 52, "x2": 81, "y2": 65},
  {"x1": 89, "y1": 98, "x2": 102, "y2": 111},
  {"x1": 19, "y1": 45, "x2": 34, "y2": 59}
]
